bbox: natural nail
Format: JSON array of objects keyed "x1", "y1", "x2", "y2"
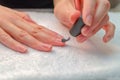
[
  {"x1": 86, "y1": 14, "x2": 93, "y2": 26},
  {"x1": 16, "y1": 46, "x2": 27, "y2": 53}
]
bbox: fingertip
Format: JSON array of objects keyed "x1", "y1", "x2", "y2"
[
  {"x1": 103, "y1": 22, "x2": 115, "y2": 43},
  {"x1": 103, "y1": 36, "x2": 108, "y2": 43},
  {"x1": 76, "y1": 35, "x2": 87, "y2": 43},
  {"x1": 53, "y1": 38, "x2": 66, "y2": 46},
  {"x1": 45, "y1": 45, "x2": 53, "y2": 52},
  {"x1": 19, "y1": 48, "x2": 28, "y2": 53},
  {"x1": 81, "y1": 26, "x2": 89, "y2": 36},
  {"x1": 16, "y1": 46, "x2": 28, "y2": 53},
  {"x1": 82, "y1": 0, "x2": 96, "y2": 26},
  {"x1": 103, "y1": 35, "x2": 113, "y2": 43},
  {"x1": 83, "y1": 14, "x2": 93, "y2": 26},
  {"x1": 39, "y1": 44, "x2": 53, "y2": 52}
]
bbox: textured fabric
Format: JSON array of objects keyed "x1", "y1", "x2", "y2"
[
  {"x1": 0, "y1": 9, "x2": 120, "y2": 80},
  {"x1": 0, "y1": 0, "x2": 53, "y2": 8}
]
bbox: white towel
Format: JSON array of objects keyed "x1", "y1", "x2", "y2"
[{"x1": 0, "y1": 10, "x2": 120, "y2": 80}]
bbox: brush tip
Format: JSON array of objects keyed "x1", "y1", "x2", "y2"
[{"x1": 62, "y1": 37, "x2": 70, "y2": 42}]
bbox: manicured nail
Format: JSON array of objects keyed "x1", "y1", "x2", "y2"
[{"x1": 86, "y1": 14, "x2": 93, "y2": 26}]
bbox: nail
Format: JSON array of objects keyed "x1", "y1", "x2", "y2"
[
  {"x1": 54, "y1": 38, "x2": 65, "y2": 46},
  {"x1": 39, "y1": 43, "x2": 52, "y2": 52},
  {"x1": 16, "y1": 46, "x2": 27, "y2": 53},
  {"x1": 52, "y1": 34, "x2": 66, "y2": 46},
  {"x1": 82, "y1": 26, "x2": 89, "y2": 36},
  {"x1": 77, "y1": 35, "x2": 87, "y2": 43},
  {"x1": 104, "y1": 35, "x2": 113, "y2": 43},
  {"x1": 79, "y1": 37, "x2": 87, "y2": 43},
  {"x1": 86, "y1": 14, "x2": 93, "y2": 26}
]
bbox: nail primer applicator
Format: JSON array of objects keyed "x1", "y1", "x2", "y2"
[{"x1": 70, "y1": 17, "x2": 85, "y2": 37}]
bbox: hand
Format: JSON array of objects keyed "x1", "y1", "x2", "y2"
[
  {"x1": 0, "y1": 5, "x2": 65, "y2": 53},
  {"x1": 54, "y1": 0, "x2": 115, "y2": 43}
]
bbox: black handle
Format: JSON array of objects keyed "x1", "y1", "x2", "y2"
[{"x1": 70, "y1": 17, "x2": 85, "y2": 37}]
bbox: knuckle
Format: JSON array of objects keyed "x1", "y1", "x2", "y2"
[
  {"x1": 22, "y1": 12, "x2": 29, "y2": 17},
  {"x1": 31, "y1": 27, "x2": 42, "y2": 36},
  {"x1": 31, "y1": 30, "x2": 38, "y2": 36},
  {"x1": 17, "y1": 30, "x2": 29, "y2": 39}
]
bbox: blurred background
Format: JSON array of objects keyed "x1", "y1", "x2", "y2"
[
  {"x1": 110, "y1": 0, "x2": 120, "y2": 11},
  {"x1": 110, "y1": 0, "x2": 120, "y2": 8}
]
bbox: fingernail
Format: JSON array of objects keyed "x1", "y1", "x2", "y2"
[
  {"x1": 77, "y1": 35, "x2": 87, "y2": 43},
  {"x1": 54, "y1": 37, "x2": 65, "y2": 46},
  {"x1": 39, "y1": 44, "x2": 52, "y2": 52},
  {"x1": 104, "y1": 37, "x2": 109, "y2": 43},
  {"x1": 82, "y1": 26, "x2": 89, "y2": 36},
  {"x1": 86, "y1": 15, "x2": 93, "y2": 26},
  {"x1": 104, "y1": 35, "x2": 113, "y2": 43},
  {"x1": 78, "y1": 37, "x2": 87, "y2": 43},
  {"x1": 16, "y1": 46, "x2": 27, "y2": 53},
  {"x1": 51, "y1": 34, "x2": 65, "y2": 46}
]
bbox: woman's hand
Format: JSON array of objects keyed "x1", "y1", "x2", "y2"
[
  {"x1": 0, "y1": 5, "x2": 65, "y2": 53},
  {"x1": 54, "y1": 0, "x2": 115, "y2": 43}
]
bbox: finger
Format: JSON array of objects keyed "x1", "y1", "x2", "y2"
[
  {"x1": 10, "y1": 18, "x2": 65, "y2": 46},
  {"x1": 28, "y1": 23, "x2": 65, "y2": 46},
  {"x1": 76, "y1": 34, "x2": 87, "y2": 43},
  {"x1": 82, "y1": 0, "x2": 97, "y2": 26},
  {"x1": 15, "y1": 12, "x2": 37, "y2": 24},
  {"x1": 74, "y1": 0, "x2": 82, "y2": 11},
  {"x1": 103, "y1": 22, "x2": 115, "y2": 43},
  {"x1": 78, "y1": 14, "x2": 109, "y2": 43},
  {"x1": 0, "y1": 21, "x2": 52, "y2": 52},
  {"x1": 54, "y1": 0, "x2": 81, "y2": 28},
  {"x1": 86, "y1": 0, "x2": 110, "y2": 35},
  {"x1": 84, "y1": 15, "x2": 109, "y2": 37},
  {"x1": 81, "y1": 14, "x2": 109, "y2": 36},
  {"x1": 93, "y1": 0, "x2": 110, "y2": 25},
  {"x1": 0, "y1": 27, "x2": 27, "y2": 53}
]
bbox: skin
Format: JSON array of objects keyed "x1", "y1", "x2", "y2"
[
  {"x1": 54, "y1": 0, "x2": 115, "y2": 43},
  {"x1": 0, "y1": 5, "x2": 65, "y2": 53},
  {"x1": 0, "y1": 0, "x2": 116, "y2": 53}
]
